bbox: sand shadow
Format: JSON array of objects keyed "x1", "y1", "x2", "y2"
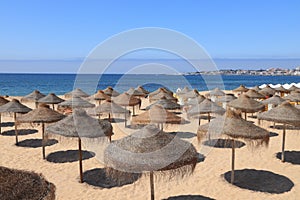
[
  {"x1": 276, "y1": 151, "x2": 300, "y2": 165},
  {"x1": 169, "y1": 132, "x2": 196, "y2": 139},
  {"x1": 17, "y1": 139, "x2": 58, "y2": 148},
  {"x1": 223, "y1": 169, "x2": 294, "y2": 194},
  {"x1": 197, "y1": 153, "x2": 205, "y2": 163},
  {"x1": 126, "y1": 124, "x2": 147, "y2": 129},
  {"x1": 203, "y1": 139, "x2": 245, "y2": 149},
  {"x1": 2, "y1": 129, "x2": 38, "y2": 136},
  {"x1": 269, "y1": 132, "x2": 279, "y2": 137},
  {"x1": 163, "y1": 195, "x2": 215, "y2": 200},
  {"x1": 0, "y1": 122, "x2": 14, "y2": 127},
  {"x1": 270, "y1": 125, "x2": 300, "y2": 130},
  {"x1": 83, "y1": 168, "x2": 141, "y2": 188},
  {"x1": 109, "y1": 118, "x2": 126, "y2": 123},
  {"x1": 46, "y1": 150, "x2": 94, "y2": 163}
]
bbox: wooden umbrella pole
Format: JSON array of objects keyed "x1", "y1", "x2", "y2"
[
  {"x1": 150, "y1": 171, "x2": 155, "y2": 200},
  {"x1": 35, "y1": 101, "x2": 38, "y2": 108},
  {"x1": 208, "y1": 113, "x2": 211, "y2": 122},
  {"x1": 133, "y1": 105, "x2": 135, "y2": 116},
  {"x1": 124, "y1": 106, "x2": 127, "y2": 127},
  {"x1": 0, "y1": 113, "x2": 2, "y2": 134},
  {"x1": 78, "y1": 137, "x2": 83, "y2": 183},
  {"x1": 52, "y1": 104, "x2": 55, "y2": 110},
  {"x1": 42, "y1": 123, "x2": 46, "y2": 159},
  {"x1": 244, "y1": 112, "x2": 247, "y2": 121},
  {"x1": 281, "y1": 123, "x2": 286, "y2": 162},
  {"x1": 231, "y1": 139, "x2": 235, "y2": 184},
  {"x1": 14, "y1": 113, "x2": 18, "y2": 144},
  {"x1": 108, "y1": 113, "x2": 111, "y2": 122},
  {"x1": 198, "y1": 117, "x2": 201, "y2": 126}
]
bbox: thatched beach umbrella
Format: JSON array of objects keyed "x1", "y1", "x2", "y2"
[
  {"x1": 38, "y1": 93, "x2": 64, "y2": 109},
  {"x1": 136, "y1": 85, "x2": 150, "y2": 95},
  {"x1": 89, "y1": 90, "x2": 111, "y2": 105},
  {"x1": 103, "y1": 86, "x2": 120, "y2": 97},
  {"x1": 215, "y1": 94, "x2": 237, "y2": 109},
  {"x1": 288, "y1": 85, "x2": 300, "y2": 92},
  {"x1": 232, "y1": 85, "x2": 248, "y2": 93},
  {"x1": 58, "y1": 97, "x2": 95, "y2": 114},
  {"x1": 64, "y1": 88, "x2": 89, "y2": 98},
  {"x1": 284, "y1": 91, "x2": 300, "y2": 104},
  {"x1": 185, "y1": 95, "x2": 206, "y2": 106},
  {"x1": 21, "y1": 90, "x2": 46, "y2": 108},
  {"x1": 198, "y1": 109, "x2": 269, "y2": 183},
  {"x1": 179, "y1": 89, "x2": 199, "y2": 100},
  {"x1": 149, "y1": 92, "x2": 177, "y2": 103},
  {"x1": 132, "y1": 105, "x2": 185, "y2": 130},
  {"x1": 17, "y1": 104, "x2": 65, "y2": 159},
  {"x1": 149, "y1": 87, "x2": 173, "y2": 98},
  {"x1": 145, "y1": 97, "x2": 181, "y2": 110},
  {"x1": 258, "y1": 102, "x2": 300, "y2": 162},
  {"x1": 187, "y1": 99, "x2": 225, "y2": 125},
  {"x1": 245, "y1": 89, "x2": 265, "y2": 99},
  {"x1": 205, "y1": 88, "x2": 225, "y2": 98},
  {"x1": 0, "y1": 96, "x2": 9, "y2": 134},
  {"x1": 227, "y1": 94, "x2": 265, "y2": 120},
  {"x1": 104, "y1": 124, "x2": 198, "y2": 200},
  {"x1": 274, "y1": 85, "x2": 288, "y2": 97},
  {"x1": 87, "y1": 101, "x2": 131, "y2": 126},
  {"x1": 262, "y1": 95, "x2": 286, "y2": 108},
  {"x1": 112, "y1": 93, "x2": 141, "y2": 116},
  {"x1": 46, "y1": 109, "x2": 113, "y2": 183},
  {"x1": 0, "y1": 99, "x2": 31, "y2": 143},
  {"x1": 0, "y1": 166, "x2": 56, "y2": 200},
  {"x1": 259, "y1": 85, "x2": 276, "y2": 97},
  {"x1": 176, "y1": 86, "x2": 191, "y2": 95},
  {"x1": 252, "y1": 86, "x2": 260, "y2": 92},
  {"x1": 127, "y1": 87, "x2": 147, "y2": 98}
]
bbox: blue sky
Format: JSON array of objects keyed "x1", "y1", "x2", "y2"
[{"x1": 1, "y1": 1, "x2": 300, "y2": 73}]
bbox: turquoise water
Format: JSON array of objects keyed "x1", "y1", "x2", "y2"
[{"x1": 0, "y1": 73, "x2": 299, "y2": 96}]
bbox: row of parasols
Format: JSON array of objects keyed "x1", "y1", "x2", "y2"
[{"x1": 0, "y1": 84, "x2": 300, "y2": 200}]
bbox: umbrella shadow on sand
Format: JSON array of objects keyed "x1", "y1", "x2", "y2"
[
  {"x1": 2, "y1": 129, "x2": 38, "y2": 136},
  {"x1": 1, "y1": 122, "x2": 14, "y2": 127},
  {"x1": 197, "y1": 153, "x2": 205, "y2": 163},
  {"x1": 223, "y1": 169, "x2": 294, "y2": 194},
  {"x1": 83, "y1": 168, "x2": 141, "y2": 188},
  {"x1": 163, "y1": 195, "x2": 215, "y2": 200},
  {"x1": 269, "y1": 132, "x2": 279, "y2": 137},
  {"x1": 276, "y1": 151, "x2": 300, "y2": 165},
  {"x1": 17, "y1": 138, "x2": 58, "y2": 148},
  {"x1": 270, "y1": 125, "x2": 300, "y2": 130},
  {"x1": 46, "y1": 150, "x2": 94, "y2": 163},
  {"x1": 169, "y1": 132, "x2": 196, "y2": 139},
  {"x1": 203, "y1": 139, "x2": 245, "y2": 149}
]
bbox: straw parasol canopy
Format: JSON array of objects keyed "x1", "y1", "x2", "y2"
[
  {"x1": 284, "y1": 91, "x2": 300, "y2": 103},
  {"x1": 176, "y1": 86, "x2": 191, "y2": 95},
  {"x1": 198, "y1": 109, "x2": 269, "y2": 183},
  {"x1": 58, "y1": 96, "x2": 95, "y2": 111},
  {"x1": 262, "y1": 95, "x2": 286, "y2": 106},
  {"x1": 21, "y1": 90, "x2": 46, "y2": 108},
  {"x1": 259, "y1": 85, "x2": 276, "y2": 97},
  {"x1": 187, "y1": 99, "x2": 225, "y2": 125},
  {"x1": 275, "y1": 85, "x2": 288, "y2": 93},
  {"x1": 136, "y1": 85, "x2": 149, "y2": 95},
  {"x1": 232, "y1": 85, "x2": 248, "y2": 93},
  {"x1": 245, "y1": 89, "x2": 265, "y2": 99},
  {"x1": 258, "y1": 102, "x2": 300, "y2": 162},
  {"x1": 185, "y1": 95, "x2": 206, "y2": 106},
  {"x1": 227, "y1": 94, "x2": 265, "y2": 120},
  {"x1": 87, "y1": 101, "x2": 131, "y2": 126},
  {"x1": 149, "y1": 87, "x2": 173, "y2": 98},
  {"x1": 89, "y1": 90, "x2": 111, "y2": 105},
  {"x1": 149, "y1": 92, "x2": 177, "y2": 103},
  {"x1": 46, "y1": 109, "x2": 113, "y2": 183},
  {"x1": 215, "y1": 94, "x2": 237, "y2": 103},
  {"x1": 132, "y1": 105, "x2": 185, "y2": 130},
  {"x1": 17, "y1": 104, "x2": 65, "y2": 159},
  {"x1": 179, "y1": 89, "x2": 199, "y2": 99},
  {"x1": 64, "y1": 88, "x2": 89, "y2": 98},
  {"x1": 288, "y1": 85, "x2": 300, "y2": 92},
  {"x1": 127, "y1": 87, "x2": 147, "y2": 98},
  {"x1": 104, "y1": 124, "x2": 198, "y2": 200},
  {"x1": 205, "y1": 88, "x2": 225, "y2": 97},
  {"x1": 38, "y1": 93, "x2": 64, "y2": 109},
  {"x1": 0, "y1": 166, "x2": 56, "y2": 200},
  {"x1": 0, "y1": 99, "x2": 31, "y2": 142},
  {"x1": 145, "y1": 97, "x2": 181, "y2": 110},
  {"x1": 112, "y1": 93, "x2": 141, "y2": 116},
  {"x1": 103, "y1": 86, "x2": 120, "y2": 97},
  {"x1": 252, "y1": 86, "x2": 260, "y2": 92},
  {"x1": 0, "y1": 96, "x2": 9, "y2": 106}
]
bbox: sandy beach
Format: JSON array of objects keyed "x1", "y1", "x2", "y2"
[{"x1": 0, "y1": 92, "x2": 299, "y2": 200}]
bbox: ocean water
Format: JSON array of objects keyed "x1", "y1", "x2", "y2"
[{"x1": 0, "y1": 73, "x2": 299, "y2": 96}]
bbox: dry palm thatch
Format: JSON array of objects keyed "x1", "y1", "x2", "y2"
[
  {"x1": 232, "y1": 85, "x2": 248, "y2": 93},
  {"x1": 227, "y1": 94, "x2": 265, "y2": 120},
  {"x1": 245, "y1": 89, "x2": 265, "y2": 99},
  {"x1": 275, "y1": 85, "x2": 288, "y2": 93},
  {"x1": 149, "y1": 88, "x2": 173, "y2": 98},
  {"x1": 127, "y1": 87, "x2": 147, "y2": 98},
  {"x1": 215, "y1": 94, "x2": 236, "y2": 103},
  {"x1": 258, "y1": 102, "x2": 300, "y2": 162},
  {"x1": 284, "y1": 91, "x2": 300, "y2": 103},
  {"x1": 198, "y1": 109, "x2": 269, "y2": 183},
  {"x1": 64, "y1": 88, "x2": 89, "y2": 98},
  {"x1": 145, "y1": 98, "x2": 181, "y2": 110},
  {"x1": 38, "y1": 93, "x2": 64, "y2": 109},
  {"x1": 149, "y1": 92, "x2": 177, "y2": 103},
  {"x1": 132, "y1": 105, "x2": 185, "y2": 130},
  {"x1": 46, "y1": 109, "x2": 113, "y2": 183},
  {"x1": 17, "y1": 104, "x2": 65, "y2": 159},
  {"x1": 88, "y1": 90, "x2": 111, "y2": 105},
  {"x1": 205, "y1": 88, "x2": 225, "y2": 97},
  {"x1": 0, "y1": 166, "x2": 56, "y2": 200},
  {"x1": 104, "y1": 124, "x2": 197, "y2": 200},
  {"x1": 252, "y1": 86, "x2": 260, "y2": 92},
  {"x1": 185, "y1": 95, "x2": 206, "y2": 106},
  {"x1": 21, "y1": 90, "x2": 46, "y2": 108},
  {"x1": 259, "y1": 85, "x2": 276, "y2": 97},
  {"x1": 179, "y1": 89, "x2": 199, "y2": 100},
  {"x1": 0, "y1": 96, "x2": 9, "y2": 106},
  {"x1": 288, "y1": 85, "x2": 300, "y2": 92},
  {"x1": 0, "y1": 99, "x2": 31, "y2": 141},
  {"x1": 112, "y1": 93, "x2": 141, "y2": 116},
  {"x1": 176, "y1": 86, "x2": 191, "y2": 95},
  {"x1": 58, "y1": 97, "x2": 95, "y2": 109},
  {"x1": 136, "y1": 86, "x2": 149, "y2": 95},
  {"x1": 262, "y1": 95, "x2": 286, "y2": 106},
  {"x1": 103, "y1": 86, "x2": 120, "y2": 97}
]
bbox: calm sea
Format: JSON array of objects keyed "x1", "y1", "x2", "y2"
[{"x1": 0, "y1": 73, "x2": 299, "y2": 96}]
